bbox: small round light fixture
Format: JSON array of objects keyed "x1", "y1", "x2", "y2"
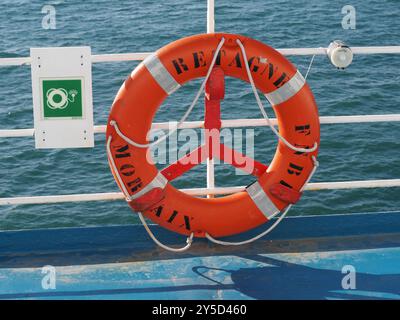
[{"x1": 327, "y1": 40, "x2": 353, "y2": 69}]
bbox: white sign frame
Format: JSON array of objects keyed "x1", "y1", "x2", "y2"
[{"x1": 31, "y1": 47, "x2": 94, "y2": 148}]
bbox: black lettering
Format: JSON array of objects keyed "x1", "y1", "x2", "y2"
[
  {"x1": 228, "y1": 52, "x2": 242, "y2": 68},
  {"x1": 295, "y1": 124, "x2": 311, "y2": 136},
  {"x1": 273, "y1": 72, "x2": 288, "y2": 88},
  {"x1": 280, "y1": 180, "x2": 293, "y2": 189},
  {"x1": 184, "y1": 215, "x2": 191, "y2": 230},
  {"x1": 211, "y1": 49, "x2": 226, "y2": 66},
  {"x1": 248, "y1": 56, "x2": 260, "y2": 72},
  {"x1": 114, "y1": 144, "x2": 130, "y2": 158},
  {"x1": 193, "y1": 51, "x2": 206, "y2": 68},
  {"x1": 288, "y1": 163, "x2": 304, "y2": 176},
  {"x1": 120, "y1": 164, "x2": 135, "y2": 176},
  {"x1": 127, "y1": 178, "x2": 142, "y2": 193},
  {"x1": 155, "y1": 206, "x2": 163, "y2": 217},
  {"x1": 167, "y1": 210, "x2": 178, "y2": 223},
  {"x1": 267, "y1": 63, "x2": 275, "y2": 79},
  {"x1": 265, "y1": 64, "x2": 289, "y2": 87},
  {"x1": 293, "y1": 144, "x2": 311, "y2": 156},
  {"x1": 172, "y1": 58, "x2": 189, "y2": 74}
]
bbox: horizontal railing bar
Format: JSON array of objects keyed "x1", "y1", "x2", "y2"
[
  {"x1": 0, "y1": 57, "x2": 32, "y2": 66},
  {"x1": 351, "y1": 46, "x2": 400, "y2": 55},
  {"x1": 1, "y1": 179, "x2": 400, "y2": 206},
  {"x1": 0, "y1": 53, "x2": 152, "y2": 66},
  {"x1": 278, "y1": 46, "x2": 400, "y2": 56},
  {"x1": 1, "y1": 114, "x2": 400, "y2": 138},
  {"x1": 0, "y1": 125, "x2": 107, "y2": 138},
  {"x1": 0, "y1": 128, "x2": 34, "y2": 138},
  {"x1": 2, "y1": 46, "x2": 400, "y2": 66},
  {"x1": 0, "y1": 192, "x2": 124, "y2": 205},
  {"x1": 91, "y1": 52, "x2": 151, "y2": 63},
  {"x1": 305, "y1": 179, "x2": 400, "y2": 190}
]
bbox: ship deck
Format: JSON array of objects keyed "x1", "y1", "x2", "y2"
[{"x1": 1, "y1": 211, "x2": 400, "y2": 300}]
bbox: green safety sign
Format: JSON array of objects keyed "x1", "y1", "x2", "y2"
[{"x1": 42, "y1": 79, "x2": 83, "y2": 118}]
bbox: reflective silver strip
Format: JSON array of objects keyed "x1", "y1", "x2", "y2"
[
  {"x1": 128, "y1": 171, "x2": 168, "y2": 201},
  {"x1": 143, "y1": 54, "x2": 181, "y2": 95},
  {"x1": 246, "y1": 181, "x2": 279, "y2": 219},
  {"x1": 264, "y1": 70, "x2": 305, "y2": 106}
]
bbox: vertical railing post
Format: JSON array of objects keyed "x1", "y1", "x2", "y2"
[
  {"x1": 206, "y1": 0, "x2": 216, "y2": 197},
  {"x1": 207, "y1": 0, "x2": 215, "y2": 33}
]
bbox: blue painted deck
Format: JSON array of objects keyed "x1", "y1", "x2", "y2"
[{"x1": 1, "y1": 211, "x2": 400, "y2": 300}]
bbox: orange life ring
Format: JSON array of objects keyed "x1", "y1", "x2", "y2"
[{"x1": 106, "y1": 33, "x2": 320, "y2": 238}]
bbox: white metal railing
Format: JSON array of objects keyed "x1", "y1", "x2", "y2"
[
  {"x1": 0, "y1": 0, "x2": 400, "y2": 207},
  {"x1": 2, "y1": 46, "x2": 400, "y2": 67},
  {"x1": 1, "y1": 179, "x2": 400, "y2": 206},
  {"x1": 1, "y1": 114, "x2": 400, "y2": 138}
]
